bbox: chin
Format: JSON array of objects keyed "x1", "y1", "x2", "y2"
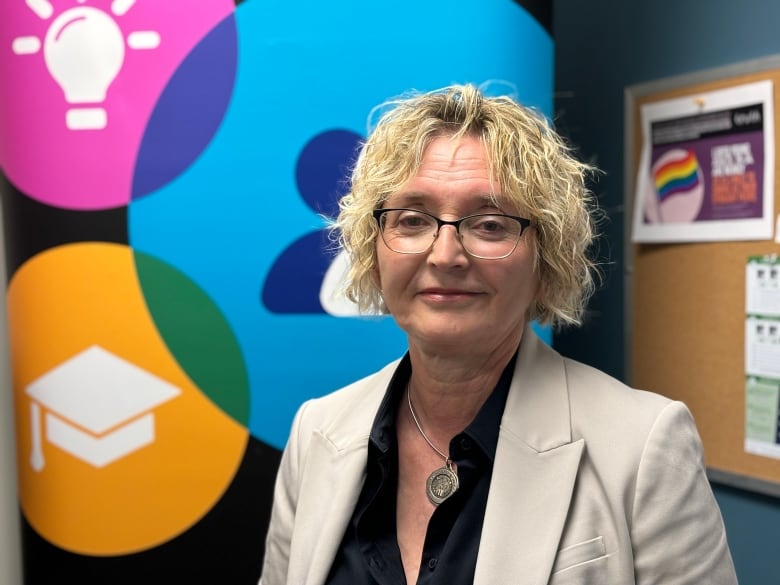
[{"x1": 406, "y1": 320, "x2": 484, "y2": 347}]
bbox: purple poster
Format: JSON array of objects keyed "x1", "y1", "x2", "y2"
[{"x1": 633, "y1": 81, "x2": 775, "y2": 243}]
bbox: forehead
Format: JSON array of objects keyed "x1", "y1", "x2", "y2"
[
  {"x1": 417, "y1": 134, "x2": 489, "y2": 172},
  {"x1": 389, "y1": 135, "x2": 503, "y2": 207}
]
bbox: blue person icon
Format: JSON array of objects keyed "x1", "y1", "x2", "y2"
[{"x1": 261, "y1": 129, "x2": 363, "y2": 315}]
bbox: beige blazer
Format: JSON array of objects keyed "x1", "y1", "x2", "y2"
[{"x1": 261, "y1": 329, "x2": 737, "y2": 585}]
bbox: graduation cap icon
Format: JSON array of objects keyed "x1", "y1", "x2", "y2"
[{"x1": 25, "y1": 345, "x2": 181, "y2": 470}]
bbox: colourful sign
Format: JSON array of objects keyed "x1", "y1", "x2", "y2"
[{"x1": 1, "y1": 0, "x2": 552, "y2": 581}]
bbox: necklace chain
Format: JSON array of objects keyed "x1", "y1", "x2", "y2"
[{"x1": 406, "y1": 384, "x2": 450, "y2": 464}]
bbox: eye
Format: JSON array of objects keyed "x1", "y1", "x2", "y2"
[
  {"x1": 468, "y1": 215, "x2": 514, "y2": 239},
  {"x1": 392, "y1": 210, "x2": 435, "y2": 232},
  {"x1": 479, "y1": 219, "x2": 505, "y2": 232}
]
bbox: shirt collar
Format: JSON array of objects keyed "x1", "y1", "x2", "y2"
[{"x1": 368, "y1": 349, "x2": 518, "y2": 462}]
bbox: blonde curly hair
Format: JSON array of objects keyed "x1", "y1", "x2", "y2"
[{"x1": 332, "y1": 84, "x2": 601, "y2": 328}]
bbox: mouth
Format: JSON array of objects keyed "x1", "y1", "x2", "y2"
[{"x1": 418, "y1": 288, "x2": 480, "y2": 301}]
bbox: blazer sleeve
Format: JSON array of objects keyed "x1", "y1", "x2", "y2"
[
  {"x1": 631, "y1": 401, "x2": 737, "y2": 584},
  {"x1": 259, "y1": 401, "x2": 310, "y2": 585}
]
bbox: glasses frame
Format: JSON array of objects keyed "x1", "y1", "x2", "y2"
[{"x1": 372, "y1": 208, "x2": 532, "y2": 260}]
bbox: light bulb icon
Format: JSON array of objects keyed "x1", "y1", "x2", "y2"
[
  {"x1": 45, "y1": 6, "x2": 124, "y2": 130},
  {"x1": 12, "y1": 0, "x2": 161, "y2": 131}
]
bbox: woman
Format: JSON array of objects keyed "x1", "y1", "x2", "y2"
[{"x1": 261, "y1": 85, "x2": 737, "y2": 584}]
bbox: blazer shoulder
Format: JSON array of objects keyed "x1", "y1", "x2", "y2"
[
  {"x1": 563, "y1": 356, "x2": 673, "y2": 410},
  {"x1": 561, "y1": 356, "x2": 684, "y2": 443}
]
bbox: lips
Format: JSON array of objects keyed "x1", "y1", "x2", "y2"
[
  {"x1": 418, "y1": 287, "x2": 480, "y2": 300},
  {"x1": 420, "y1": 288, "x2": 474, "y2": 294}
]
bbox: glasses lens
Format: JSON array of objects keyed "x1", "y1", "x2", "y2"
[
  {"x1": 379, "y1": 209, "x2": 437, "y2": 253},
  {"x1": 461, "y1": 215, "x2": 523, "y2": 259}
]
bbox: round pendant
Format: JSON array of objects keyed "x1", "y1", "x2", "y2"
[{"x1": 426, "y1": 465, "x2": 459, "y2": 505}]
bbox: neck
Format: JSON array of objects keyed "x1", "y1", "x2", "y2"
[
  {"x1": 406, "y1": 386, "x2": 449, "y2": 462},
  {"x1": 405, "y1": 333, "x2": 521, "y2": 440}
]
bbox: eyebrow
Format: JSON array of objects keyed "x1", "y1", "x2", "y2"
[{"x1": 385, "y1": 192, "x2": 501, "y2": 208}]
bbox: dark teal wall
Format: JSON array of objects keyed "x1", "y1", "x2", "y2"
[
  {"x1": 553, "y1": 1, "x2": 780, "y2": 583},
  {"x1": 715, "y1": 484, "x2": 780, "y2": 584}
]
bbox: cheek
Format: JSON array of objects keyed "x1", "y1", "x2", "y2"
[{"x1": 504, "y1": 262, "x2": 540, "y2": 306}]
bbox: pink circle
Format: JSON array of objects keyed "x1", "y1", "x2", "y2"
[{"x1": 0, "y1": 0, "x2": 234, "y2": 210}]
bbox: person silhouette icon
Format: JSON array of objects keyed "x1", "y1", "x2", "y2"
[{"x1": 262, "y1": 128, "x2": 363, "y2": 315}]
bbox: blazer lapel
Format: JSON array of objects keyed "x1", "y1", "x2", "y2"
[
  {"x1": 288, "y1": 362, "x2": 397, "y2": 585},
  {"x1": 293, "y1": 434, "x2": 369, "y2": 585},
  {"x1": 474, "y1": 329, "x2": 584, "y2": 585}
]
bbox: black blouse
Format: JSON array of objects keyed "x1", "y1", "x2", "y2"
[{"x1": 325, "y1": 350, "x2": 516, "y2": 585}]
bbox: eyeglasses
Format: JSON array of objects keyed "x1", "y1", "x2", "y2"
[{"x1": 372, "y1": 208, "x2": 532, "y2": 260}]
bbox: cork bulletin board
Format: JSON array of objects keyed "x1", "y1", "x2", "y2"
[{"x1": 624, "y1": 57, "x2": 780, "y2": 497}]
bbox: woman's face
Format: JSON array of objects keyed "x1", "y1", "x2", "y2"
[{"x1": 375, "y1": 135, "x2": 540, "y2": 355}]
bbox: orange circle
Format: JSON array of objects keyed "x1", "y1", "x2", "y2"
[{"x1": 9, "y1": 242, "x2": 247, "y2": 554}]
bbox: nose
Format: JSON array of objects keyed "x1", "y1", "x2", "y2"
[{"x1": 428, "y1": 224, "x2": 469, "y2": 267}]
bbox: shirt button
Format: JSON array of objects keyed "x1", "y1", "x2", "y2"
[
  {"x1": 428, "y1": 557, "x2": 438, "y2": 570},
  {"x1": 459, "y1": 437, "x2": 473, "y2": 451}
]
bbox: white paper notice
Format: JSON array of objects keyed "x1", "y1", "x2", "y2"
[{"x1": 744, "y1": 255, "x2": 780, "y2": 459}]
